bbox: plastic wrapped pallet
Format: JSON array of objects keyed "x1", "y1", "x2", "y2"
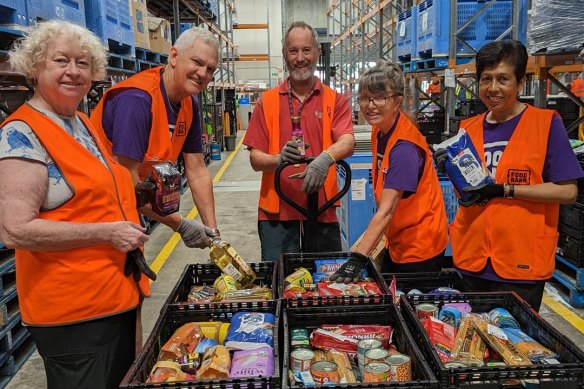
[{"x1": 528, "y1": 0, "x2": 584, "y2": 53}]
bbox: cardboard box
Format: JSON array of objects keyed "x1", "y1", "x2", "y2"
[
  {"x1": 129, "y1": 0, "x2": 150, "y2": 50},
  {"x1": 148, "y1": 16, "x2": 172, "y2": 54}
]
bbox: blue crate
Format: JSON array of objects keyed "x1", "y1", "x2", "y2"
[
  {"x1": 416, "y1": 0, "x2": 527, "y2": 59},
  {"x1": 439, "y1": 177, "x2": 458, "y2": 257},
  {"x1": 336, "y1": 153, "x2": 377, "y2": 250},
  {"x1": 208, "y1": 0, "x2": 218, "y2": 20},
  {"x1": 26, "y1": 0, "x2": 85, "y2": 27},
  {"x1": 84, "y1": 0, "x2": 134, "y2": 54},
  {"x1": 25, "y1": 0, "x2": 85, "y2": 26},
  {"x1": 0, "y1": 1, "x2": 27, "y2": 27},
  {"x1": 396, "y1": 5, "x2": 418, "y2": 62}
]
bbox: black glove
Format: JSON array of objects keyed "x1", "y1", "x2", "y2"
[
  {"x1": 460, "y1": 183, "x2": 504, "y2": 207},
  {"x1": 134, "y1": 178, "x2": 156, "y2": 208},
  {"x1": 124, "y1": 249, "x2": 157, "y2": 282},
  {"x1": 432, "y1": 148, "x2": 448, "y2": 174},
  {"x1": 328, "y1": 252, "x2": 370, "y2": 284}
]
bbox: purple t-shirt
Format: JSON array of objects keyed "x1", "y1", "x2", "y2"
[
  {"x1": 101, "y1": 72, "x2": 203, "y2": 162},
  {"x1": 460, "y1": 110, "x2": 584, "y2": 283},
  {"x1": 376, "y1": 113, "x2": 425, "y2": 199}
]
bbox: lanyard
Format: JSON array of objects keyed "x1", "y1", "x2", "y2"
[{"x1": 286, "y1": 78, "x2": 315, "y2": 124}]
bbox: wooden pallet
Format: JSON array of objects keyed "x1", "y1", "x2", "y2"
[
  {"x1": 552, "y1": 255, "x2": 584, "y2": 307},
  {"x1": 0, "y1": 333, "x2": 36, "y2": 388}
]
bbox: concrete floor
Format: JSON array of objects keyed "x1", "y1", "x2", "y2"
[{"x1": 6, "y1": 130, "x2": 584, "y2": 388}]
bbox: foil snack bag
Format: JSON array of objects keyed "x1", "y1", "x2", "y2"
[{"x1": 436, "y1": 129, "x2": 494, "y2": 203}]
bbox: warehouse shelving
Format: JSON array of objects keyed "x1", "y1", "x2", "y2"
[{"x1": 327, "y1": 0, "x2": 407, "y2": 101}]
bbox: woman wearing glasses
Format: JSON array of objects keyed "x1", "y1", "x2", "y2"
[{"x1": 331, "y1": 61, "x2": 448, "y2": 282}]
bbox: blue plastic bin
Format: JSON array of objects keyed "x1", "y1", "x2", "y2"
[
  {"x1": 0, "y1": 0, "x2": 28, "y2": 27},
  {"x1": 439, "y1": 176, "x2": 459, "y2": 256},
  {"x1": 396, "y1": 5, "x2": 418, "y2": 61},
  {"x1": 337, "y1": 153, "x2": 377, "y2": 250},
  {"x1": 417, "y1": 0, "x2": 527, "y2": 59},
  {"x1": 26, "y1": 0, "x2": 85, "y2": 26},
  {"x1": 84, "y1": 0, "x2": 134, "y2": 54}
]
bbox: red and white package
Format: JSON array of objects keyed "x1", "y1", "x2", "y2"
[
  {"x1": 423, "y1": 316, "x2": 457, "y2": 363},
  {"x1": 317, "y1": 282, "x2": 382, "y2": 297},
  {"x1": 311, "y1": 324, "x2": 393, "y2": 353}
]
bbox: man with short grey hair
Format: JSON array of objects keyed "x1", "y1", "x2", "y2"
[{"x1": 91, "y1": 27, "x2": 221, "y2": 249}]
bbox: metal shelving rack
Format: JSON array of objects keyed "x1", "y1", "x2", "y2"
[{"x1": 327, "y1": 0, "x2": 409, "y2": 104}]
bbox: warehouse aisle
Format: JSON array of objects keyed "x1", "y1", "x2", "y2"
[{"x1": 7, "y1": 130, "x2": 584, "y2": 388}]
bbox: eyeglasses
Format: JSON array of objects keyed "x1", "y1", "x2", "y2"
[{"x1": 357, "y1": 94, "x2": 399, "y2": 108}]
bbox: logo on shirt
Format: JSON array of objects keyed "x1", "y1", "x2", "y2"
[
  {"x1": 507, "y1": 169, "x2": 531, "y2": 185},
  {"x1": 176, "y1": 121, "x2": 186, "y2": 136},
  {"x1": 326, "y1": 106, "x2": 332, "y2": 119}
]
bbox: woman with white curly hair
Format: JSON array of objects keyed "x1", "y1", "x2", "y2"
[{"x1": 0, "y1": 21, "x2": 149, "y2": 388}]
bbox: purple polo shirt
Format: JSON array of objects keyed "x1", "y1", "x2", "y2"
[
  {"x1": 376, "y1": 113, "x2": 425, "y2": 199},
  {"x1": 460, "y1": 110, "x2": 584, "y2": 283},
  {"x1": 101, "y1": 72, "x2": 203, "y2": 162}
]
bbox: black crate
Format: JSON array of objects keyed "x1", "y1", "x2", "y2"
[
  {"x1": 559, "y1": 203, "x2": 584, "y2": 236},
  {"x1": 120, "y1": 301, "x2": 281, "y2": 388},
  {"x1": 163, "y1": 262, "x2": 277, "y2": 310},
  {"x1": 282, "y1": 304, "x2": 438, "y2": 388},
  {"x1": 279, "y1": 252, "x2": 390, "y2": 307},
  {"x1": 382, "y1": 270, "x2": 467, "y2": 296},
  {"x1": 401, "y1": 292, "x2": 584, "y2": 388},
  {"x1": 557, "y1": 226, "x2": 584, "y2": 268}
]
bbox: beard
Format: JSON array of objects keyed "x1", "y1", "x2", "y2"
[{"x1": 287, "y1": 59, "x2": 317, "y2": 82}]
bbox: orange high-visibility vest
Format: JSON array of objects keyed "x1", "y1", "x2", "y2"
[
  {"x1": 91, "y1": 67, "x2": 193, "y2": 179},
  {"x1": 371, "y1": 114, "x2": 448, "y2": 263},
  {"x1": 451, "y1": 105, "x2": 558, "y2": 280},
  {"x1": 258, "y1": 84, "x2": 338, "y2": 214},
  {"x1": 3, "y1": 104, "x2": 148, "y2": 325}
]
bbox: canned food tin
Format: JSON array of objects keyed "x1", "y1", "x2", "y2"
[
  {"x1": 362, "y1": 362, "x2": 391, "y2": 383},
  {"x1": 284, "y1": 267, "x2": 313, "y2": 288},
  {"x1": 213, "y1": 274, "x2": 238, "y2": 294},
  {"x1": 387, "y1": 354, "x2": 412, "y2": 381},
  {"x1": 364, "y1": 348, "x2": 390, "y2": 365},
  {"x1": 416, "y1": 303, "x2": 439, "y2": 320},
  {"x1": 357, "y1": 339, "x2": 383, "y2": 368},
  {"x1": 387, "y1": 344, "x2": 400, "y2": 355},
  {"x1": 310, "y1": 361, "x2": 339, "y2": 385},
  {"x1": 290, "y1": 348, "x2": 315, "y2": 373},
  {"x1": 291, "y1": 328, "x2": 310, "y2": 349}
]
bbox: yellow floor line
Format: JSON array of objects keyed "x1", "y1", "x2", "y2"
[
  {"x1": 149, "y1": 136, "x2": 246, "y2": 277},
  {"x1": 542, "y1": 292, "x2": 584, "y2": 334}
]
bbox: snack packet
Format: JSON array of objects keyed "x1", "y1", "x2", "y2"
[
  {"x1": 435, "y1": 129, "x2": 494, "y2": 203},
  {"x1": 147, "y1": 361, "x2": 192, "y2": 383},
  {"x1": 159, "y1": 323, "x2": 203, "y2": 360},
  {"x1": 196, "y1": 345, "x2": 231, "y2": 379}
]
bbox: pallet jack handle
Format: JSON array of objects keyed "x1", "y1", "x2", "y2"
[{"x1": 274, "y1": 158, "x2": 351, "y2": 252}]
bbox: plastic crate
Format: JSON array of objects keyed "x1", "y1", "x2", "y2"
[
  {"x1": 559, "y1": 203, "x2": 584, "y2": 236},
  {"x1": 557, "y1": 226, "x2": 584, "y2": 268},
  {"x1": 26, "y1": 0, "x2": 85, "y2": 27},
  {"x1": 336, "y1": 153, "x2": 377, "y2": 251},
  {"x1": 120, "y1": 301, "x2": 281, "y2": 388},
  {"x1": 0, "y1": 0, "x2": 27, "y2": 27},
  {"x1": 401, "y1": 292, "x2": 584, "y2": 388},
  {"x1": 282, "y1": 304, "x2": 438, "y2": 388},
  {"x1": 439, "y1": 178, "x2": 458, "y2": 224},
  {"x1": 416, "y1": 0, "x2": 528, "y2": 59},
  {"x1": 382, "y1": 270, "x2": 466, "y2": 295},
  {"x1": 396, "y1": 5, "x2": 418, "y2": 61},
  {"x1": 163, "y1": 262, "x2": 277, "y2": 309},
  {"x1": 279, "y1": 252, "x2": 390, "y2": 307},
  {"x1": 84, "y1": 0, "x2": 134, "y2": 54}
]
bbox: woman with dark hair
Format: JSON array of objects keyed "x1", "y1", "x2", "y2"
[
  {"x1": 331, "y1": 61, "x2": 448, "y2": 282},
  {"x1": 435, "y1": 40, "x2": 583, "y2": 311}
]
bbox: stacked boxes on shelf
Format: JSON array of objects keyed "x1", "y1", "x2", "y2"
[
  {"x1": 129, "y1": 0, "x2": 149, "y2": 50},
  {"x1": 396, "y1": 5, "x2": 417, "y2": 62}
]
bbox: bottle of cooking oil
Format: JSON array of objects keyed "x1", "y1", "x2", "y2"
[{"x1": 209, "y1": 238, "x2": 256, "y2": 288}]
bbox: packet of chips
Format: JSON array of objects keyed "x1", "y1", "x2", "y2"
[
  {"x1": 159, "y1": 323, "x2": 203, "y2": 361},
  {"x1": 435, "y1": 129, "x2": 494, "y2": 203},
  {"x1": 196, "y1": 345, "x2": 231, "y2": 380},
  {"x1": 147, "y1": 361, "x2": 193, "y2": 383}
]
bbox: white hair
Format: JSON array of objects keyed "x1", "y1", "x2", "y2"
[{"x1": 174, "y1": 26, "x2": 219, "y2": 52}]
